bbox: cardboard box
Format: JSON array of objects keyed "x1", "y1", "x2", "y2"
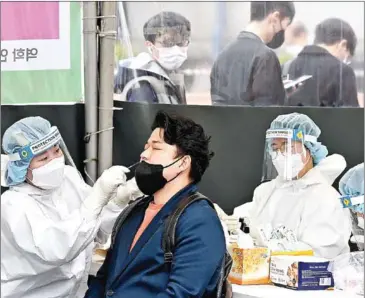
[
  {"x1": 271, "y1": 250, "x2": 314, "y2": 257},
  {"x1": 228, "y1": 246, "x2": 271, "y2": 285},
  {"x1": 270, "y1": 255, "x2": 334, "y2": 290}
]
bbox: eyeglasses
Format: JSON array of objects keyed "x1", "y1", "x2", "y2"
[
  {"x1": 155, "y1": 39, "x2": 190, "y2": 48},
  {"x1": 154, "y1": 33, "x2": 190, "y2": 48},
  {"x1": 268, "y1": 143, "x2": 305, "y2": 160}
]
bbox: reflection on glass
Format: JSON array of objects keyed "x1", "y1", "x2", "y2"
[
  {"x1": 113, "y1": 1, "x2": 364, "y2": 108},
  {"x1": 283, "y1": 18, "x2": 359, "y2": 107},
  {"x1": 114, "y1": 10, "x2": 191, "y2": 104},
  {"x1": 211, "y1": 2, "x2": 295, "y2": 106}
]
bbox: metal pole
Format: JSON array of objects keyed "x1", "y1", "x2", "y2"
[
  {"x1": 83, "y1": 2, "x2": 98, "y2": 184},
  {"x1": 212, "y1": 1, "x2": 227, "y2": 60},
  {"x1": 98, "y1": 1, "x2": 117, "y2": 176}
]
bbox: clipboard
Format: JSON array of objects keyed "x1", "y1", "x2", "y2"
[{"x1": 283, "y1": 75, "x2": 312, "y2": 90}]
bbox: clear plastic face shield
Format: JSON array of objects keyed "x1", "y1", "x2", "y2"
[
  {"x1": 1, "y1": 127, "x2": 78, "y2": 187},
  {"x1": 340, "y1": 195, "x2": 364, "y2": 250},
  {"x1": 262, "y1": 129, "x2": 315, "y2": 181},
  {"x1": 328, "y1": 251, "x2": 364, "y2": 295}
]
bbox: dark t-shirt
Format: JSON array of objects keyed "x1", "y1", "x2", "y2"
[{"x1": 210, "y1": 31, "x2": 286, "y2": 106}]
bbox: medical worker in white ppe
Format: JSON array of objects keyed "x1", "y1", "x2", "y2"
[
  {"x1": 339, "y1": 163, "x2": 364, "y2": 251},
  {"x1": 233, "y1": 113, "x2": 351, "y2": 259},
  {"x1": 1, "y1": 117, "x2": 142, "y2": 298}
]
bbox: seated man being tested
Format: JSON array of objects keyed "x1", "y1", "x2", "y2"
[{"x1": 85, "y1": 111, "x2": 226, "y2": 298}]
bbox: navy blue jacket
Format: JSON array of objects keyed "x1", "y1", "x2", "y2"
[{"x1": 85, "y1": 184, "x2": 226, "y2": 298}]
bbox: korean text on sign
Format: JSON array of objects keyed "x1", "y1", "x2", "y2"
[{"x1": 1, "y1": 48, "x2": 38, "y2": 63}]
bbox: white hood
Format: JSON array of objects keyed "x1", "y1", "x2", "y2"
[
  {"x1": 316, "y1": 154, "x2": 347, "y2": 185},
  {"x1": 232, "y1": 154, "x2": 346, "y2": 218}
]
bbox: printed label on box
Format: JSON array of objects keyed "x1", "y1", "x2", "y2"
[{"x1": 270, "y1": 256, "x2": 334, "y2": 291}]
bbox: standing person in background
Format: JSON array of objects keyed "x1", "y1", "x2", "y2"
[
  {"x1": 284, "y1": 18, "x2": 359, "y2": 107},
  {"x1": 280, "y1": 21, "x2": 309, "y2": 64},
  {"x1": 114, "y1": 11, "x2": 191, "y2": 104},
  {"x1": 210, "y1": 2, "x2": 295, "y2": 106}
]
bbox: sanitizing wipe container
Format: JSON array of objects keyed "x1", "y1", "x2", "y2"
[
  {"x1": 270, "y1": 255, "x2": 334, "y2": 290},
  {"x1": 228, "y1": 246, "x2": 271, "y2": 285}
]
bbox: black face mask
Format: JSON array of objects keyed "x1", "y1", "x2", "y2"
[
  {"x1": 266, "y1": 30, "x2": 285, "y2": 49},
  {"x1": 135, "y1": 158, "x2": 183, "y2": 196}
]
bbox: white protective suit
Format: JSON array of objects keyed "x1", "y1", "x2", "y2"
[
  {"x1": 233, "y1": 154, "x2": 352, "y2": 259},
  {"x1": 1, "y1": 165, "x2": 125, "y2": 298}
]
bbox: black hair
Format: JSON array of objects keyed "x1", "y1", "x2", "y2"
[
  {"x1": 250, "y1": 2, "x2": 295, "y2": 22},
  {"x1": 151, "y1": 110, "x2": 214, "y2": 183},
  {"x1": 143, "y1": 11, "x2": 191, "y2": 44},
  {"x1": 314, "y1": 18, "x2": 357, "y2": 56}
]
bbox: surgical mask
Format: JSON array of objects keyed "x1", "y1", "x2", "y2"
[
  {"x1": 272, "y1": 152, "x2": 304, "y2": 180},
  {"x1": 153, "y1": 46, "x2": 188, "y2": 71},
  {"x1": 267, "y1": 30, "x2": 285, "y2": 49},
  {"x1": 30, "y1": 156, "x2": 65, "y2": 190},
  {"x1": 135, "y1": 157, "x2": 183, "y2": 196}
]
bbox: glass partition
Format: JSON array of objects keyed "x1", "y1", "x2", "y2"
[{"x1": 114, "y1": 1, "x2": 364, "y2": 107}]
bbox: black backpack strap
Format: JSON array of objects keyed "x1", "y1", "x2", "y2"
[
  {"x1": 162, "y1": 192, "x2": 233, "y2": 298},
  {"x1": 110, "y1": 195, "x2": 151, "y2": 249},
  {"x1": 162, "y1": 192, "x2": 213, "y2": 264}
]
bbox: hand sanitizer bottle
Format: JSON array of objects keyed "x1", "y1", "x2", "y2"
[{"x1": 237, "y1": 221, "x2": 254, "y2": 248}]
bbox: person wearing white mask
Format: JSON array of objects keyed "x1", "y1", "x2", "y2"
[
  {"x1": 1, "y1": 117, "x2": 143, "y2": 298},
  {"x1": 232, "y1": 113, "x2": 352, "y2": 259},
  {"x1": 217, "y1": 153, "x2": 347, "y2": 245},
  {"x1": 114, "y1": 11, "x2": 190, "y2": 104},
  {"x1": 283, "y1": 21, "x2": 308, "y2": 58},
  {"x1": 280, "y1": 20, "x2": 308, "y2": 69},
  {"x1": 339, "y1": 163, "x2": 364, "y2": 251}
]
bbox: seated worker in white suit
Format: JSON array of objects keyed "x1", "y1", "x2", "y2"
[
  {"x1": 215, "y1": 153, "x2": 348, "y2": 245},
  {"x1": 1, "y1": 117, "x2": 142, "y2": 298},
  {"x1": 339, "y1": 163, "x2": 364, "y2": 251},
  {"x1": 232, "y1": 113, "x2": 351, "y2": 259}
]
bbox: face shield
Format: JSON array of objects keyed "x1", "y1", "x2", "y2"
[
  {"x1": 340, "y1": 194, "x2": 364, "y2": 250},
  {"x1": 2, "y1": 126, "x2": 79, "y2": 187},
  {"x1": 262, "y1": 129, "x2": 316, "y2": 181},
  {"x1": 7, "y1": 126, "x2": 76, "y2": 166},
  {"x1": 328, "y1": 252, "x2": 364, "y2": 295}
]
